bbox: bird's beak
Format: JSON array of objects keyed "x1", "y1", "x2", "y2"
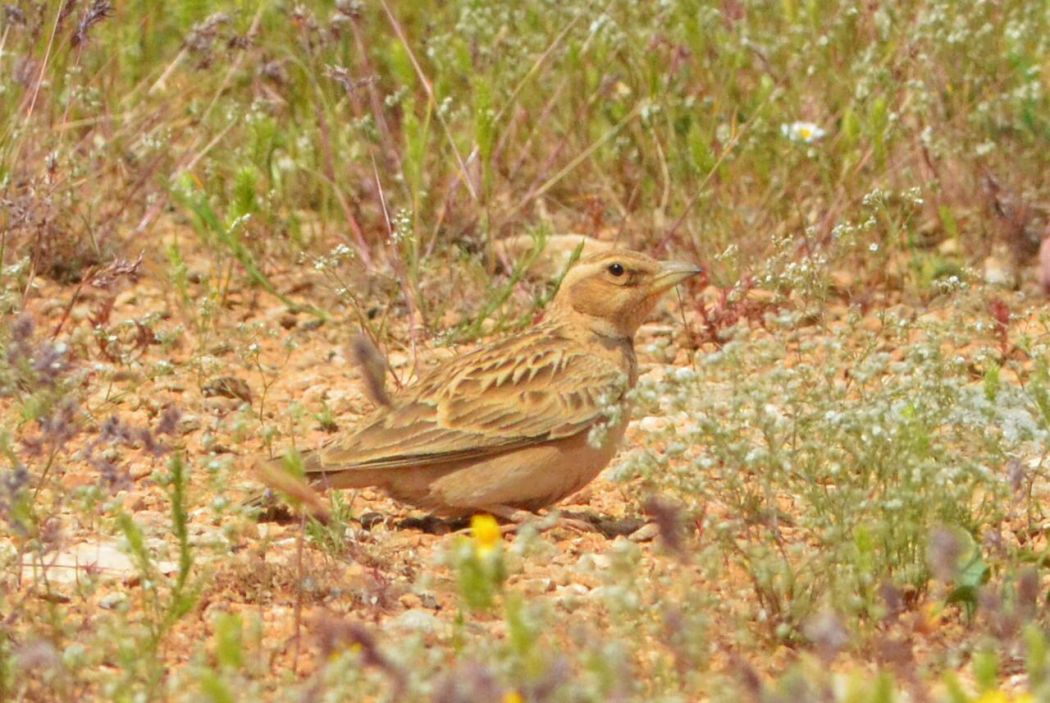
[{"x1": 651, "y1": 261, "x2": 703, "y2": 293}]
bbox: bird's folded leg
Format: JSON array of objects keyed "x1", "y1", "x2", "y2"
[{"x1": 539, "y1": 510, "x2": 600, "y2": 534}]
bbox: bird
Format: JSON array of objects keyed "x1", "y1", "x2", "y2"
[{"x1": 257, "y1": 249, "x2": 701, "y2": 521}]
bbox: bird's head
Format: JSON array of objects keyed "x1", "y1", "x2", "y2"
[{"x1": 551, "y1": 249, "x2": 702, "y2": 339}]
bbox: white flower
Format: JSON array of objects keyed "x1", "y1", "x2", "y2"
[
  {"x1": 975, "y1": 140, "x2": 996, "y2": 156},
  {"x1": 780, "y1": 121, "x2": 827, "y2": 143}
]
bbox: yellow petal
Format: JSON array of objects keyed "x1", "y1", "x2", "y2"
[{"x1": 471, "y1": 513, "x2": 502, "y2": 554}]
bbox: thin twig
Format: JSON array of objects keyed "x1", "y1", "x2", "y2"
[
  {"x1": 22, "y1": 2, "x2": 64, "y2": 124},
  {"x1": 507, "y1": 102, "x2": 644, "y2": 220},
  {"x1": 292, "y1": 512, "x2": 306, "y2": 673},
  {"x1": 378, "y1": 0, "x2": 478, "y2": 201},
  {"x1": 371, "y1": 155, "x2": 423, "y2": 368}
]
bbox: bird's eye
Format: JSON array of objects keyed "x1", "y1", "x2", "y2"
[{"x1": 607, "y1": 263, "x2": 624, "y2": 277}]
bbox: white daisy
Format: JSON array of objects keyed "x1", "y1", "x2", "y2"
[{"x1": 781, "y1": 121, "x2": 827, "y2": 143}]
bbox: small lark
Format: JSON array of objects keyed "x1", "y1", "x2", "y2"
[{"x1": 261, "y1": 250, "x2": 700, "y2": 520}]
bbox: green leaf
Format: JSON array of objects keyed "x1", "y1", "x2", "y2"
[
  {"x1": 197, "y1": 670, "x2": 236, "y2": 703},
  {"x1": 984, "y1": 363, "x2": 1000, "y2": 402},
  {"x1": 214, "y1": 613, "x2": 244, "y2": 670}
]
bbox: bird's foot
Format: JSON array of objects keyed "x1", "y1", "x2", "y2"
[
  {"x1": 456, "y1": 507, "x2": 602, "y2": 536},
  {"x1": 504, "y1": 509, "x2": 648, "y2": 538}
]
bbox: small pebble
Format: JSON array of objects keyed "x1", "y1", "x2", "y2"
[
  {"x1": 99, "y1": 592, "x2": 128, "y2": 610},
  {"x1": 628, "y1": 522, "x2": 660, "y2": 543},
  {"x1": 178, "y1": 414, "x2": 202, "y2": 434}
]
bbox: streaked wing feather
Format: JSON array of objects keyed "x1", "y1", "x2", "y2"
[{"x1": 308, "y1": 329, "x2": 626, "y2": 474}]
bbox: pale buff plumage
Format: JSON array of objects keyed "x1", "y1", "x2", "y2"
[{"x1": 261, "y1": 250, "x2": 701, "y2": 518}]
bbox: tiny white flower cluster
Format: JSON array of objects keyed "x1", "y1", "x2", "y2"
[
  {"x1": 829, "y1": 216, "x2": 874, "y2": 248},
  {"x1": 902, "y1": 186, "x2": 924, "y2": 207},
  {"x1": 587, "y1": 375, "x2": 630, "y2": 450},
  {"x1": 933, "y1": 274, "x2": 966, "y2": 294},
  {"x1": 861, "y1": 187, "x2": 890, "y2": 208},
  {"x1": 714, "y1": 243, "x2": 738, "y2": 262},
  {"x1": 438, "y1": 96, "x2": 454, "y2": 119},
  {"x1": 975, "y1": 141, "x2": 996, "y2": 156},
  {"x1": 312, "y1": 241, "x2": 357, "y2": 272},
  {"x1": 390, "y1": 208, "x2": 413, "y2": 245}
]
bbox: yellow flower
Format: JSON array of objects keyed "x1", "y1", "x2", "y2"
[
  {"x1": 974, "y1": 691, "x2": 1008, "y2": 703},
  {"x1": 502, "y1": 691, "x2": 524, "y2": 703},
  {"x1": 1012, "y1": 694, "x2": 1034, "y2": 703},
  {"x1": 471, "y1": 513, "x2": 502, "y2": 556}
]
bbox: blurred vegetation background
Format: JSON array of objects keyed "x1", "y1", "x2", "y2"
[{"x1": 2, "y1": 0, "x2": 1046, "y2": 316}]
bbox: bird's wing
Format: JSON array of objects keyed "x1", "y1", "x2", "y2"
[{"x1": 307, "y1": 333, "x2": 629, "y2": 473}]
